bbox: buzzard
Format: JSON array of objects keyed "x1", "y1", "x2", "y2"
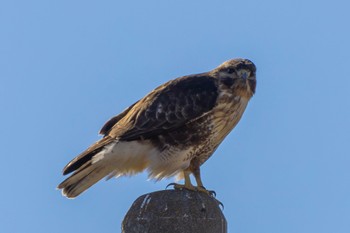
[{"x1": 58, "y1": 58, "x2": 256, "y2": 198}]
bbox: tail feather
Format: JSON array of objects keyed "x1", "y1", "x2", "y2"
[
  {"x1": 62, "y1": 137, "x2": 113, "y2": 175},
  {"x1": 58, "y1": 162, "x2": 113, "y2": 198},
  {"x1": 58, "y1": 140, "x2": 156, "y2": 198}
]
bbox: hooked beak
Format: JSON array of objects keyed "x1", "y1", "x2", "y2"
[{"x1": 238, "y1": 70, "x2": 250, "y2": 80}]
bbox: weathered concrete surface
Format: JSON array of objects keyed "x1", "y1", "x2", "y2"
[{"x1": 122, "y1": 189, "x2": 227, "y2": 233}]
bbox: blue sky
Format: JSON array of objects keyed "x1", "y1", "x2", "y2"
[{"x1": 1, "y1": 0, "x2": 349, "y2": 232}]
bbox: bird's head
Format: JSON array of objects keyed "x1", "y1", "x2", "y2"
[{"x1": 213, "y1": 58, "x2": 256, "y2": 98}]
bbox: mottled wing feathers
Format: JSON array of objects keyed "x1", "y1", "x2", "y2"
[{"x1": 114, "y1": 75, "x2": 219, "y2": 141}]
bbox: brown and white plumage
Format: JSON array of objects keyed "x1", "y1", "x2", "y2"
[{"x1": 58, "y1": 58, "x2": 256, "y2": 198}]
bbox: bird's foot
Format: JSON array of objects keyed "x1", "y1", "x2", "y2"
[
  {"x1": 166, "y1": 183, "x2": 215, "y2": 197},
  {"x1": 196, "y1": 186, "x2": 216, "y2": 197},
  {"x1": 166, "y1": 182, "x2": 196, "y2": 191},
  {"x1": 166, "y1": 183, "x2": 224, "y2": 209}
]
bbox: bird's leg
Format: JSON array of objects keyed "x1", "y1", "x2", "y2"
[
  {"x1": 192, "y1": 163, "x2": 217, "y2": 197},
  {"x1": 192, "y1": 166, "x2": 210, "y2": 193},
  {"x1": 179, "y1": 170, "x2": 196, "y2": 190},
  {"x1": 166, "y1": 170, "x2": 196, "y2": 191},
  {"x1": 192, "y1": 167, "x2": 204, "y2": 189}
]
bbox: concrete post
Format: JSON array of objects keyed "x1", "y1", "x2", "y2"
[{"x1": 122, "y1": 189, "x2": 227, "y2": 233}]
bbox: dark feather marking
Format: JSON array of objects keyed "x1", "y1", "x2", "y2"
[
  {"x1": 236, "y1": 62, "x2": 256, "y2": 73},
  {"x1": 248, "y1": 79, "x2": 256, "y2": 94},
  {"x1": 62, "y1": 148, "x2": 102, "y2": 175},
  {"x1": 221, "y1": 77, "x2": 235, "y2": 87},
  {"x1": 63, "y1": 166, "x2": 98, "y2": 196},
  {"x1": 62, "y1": 136, "x2": 113, "y2": 175},
  {"x1": 119, "y1": 75, "x2": 218, "y2": 141}
]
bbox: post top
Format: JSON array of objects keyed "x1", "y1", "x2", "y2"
[{"x1": 122, "y1": 189, "x2": 227, "y2": 233}]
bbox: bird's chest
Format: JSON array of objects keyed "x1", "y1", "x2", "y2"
[
  {"x1": 185, "y1": 93, "x2": 249, "y2": 161},
  {"x1": 210, "y1": 93, "x2": 249, "y2": 143}
]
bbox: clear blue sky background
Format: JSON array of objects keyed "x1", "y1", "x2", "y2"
[{"x1": 1, "y1": 1, "x2": 349, "y2": 232}]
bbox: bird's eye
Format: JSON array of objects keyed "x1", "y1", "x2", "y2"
[{"x1": 226, "y1": 68, "x2": 235, "y2": 74}]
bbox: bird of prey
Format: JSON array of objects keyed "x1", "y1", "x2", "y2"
[{"x1": 58, "y1": 58, "x2": 256, "y2": 198}]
